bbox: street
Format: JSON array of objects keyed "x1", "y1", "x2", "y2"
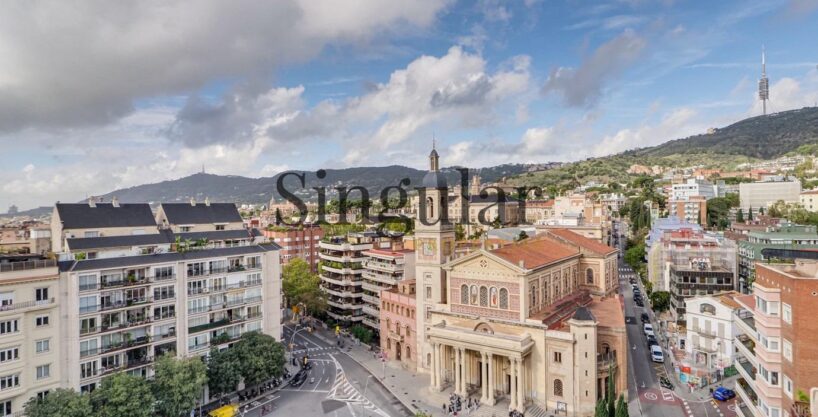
[
  {"x1": 615, "y1": 221, "x2": 736, "y2": 417},
  {"x1": 242, "y1": 323, "x2": 412, "y2": 417}
]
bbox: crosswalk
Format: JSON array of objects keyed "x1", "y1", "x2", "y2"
[
  {"x1": 326, "y1": 356, "x2": 389, "y2": 417},
  {"x1": 291, "y1": 346, "x2": 337, "y2": 355}
]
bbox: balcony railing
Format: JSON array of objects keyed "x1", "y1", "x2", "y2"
[
  {"x1": 100, "y1": 335, "x2": 152, "y2": 354},
  {"x1": 101, "y1": 317, "x2": 151, "y2": 332},
  {"x1": 793, "y1": 401, "x2": 812, "y2": 417},
  {"x1": 691, "y1": 326, "x2": 718, "y2": 338},
  {"x1": 100, "y1": 298, "x2": 151, "y2": 311},
  {"x1": 0, "y1": 259, "x2": 56, "y2": 272},
  {"x1": 188, "y1": 315, "x2": 247, "y2": 334},
  {"x1": 0, "y1": 298, "x2": 55, "y2": 312},
  {"x1": 597, "y1": 352, "x2": 618, "y2": 372},
  {"x1": 100, "y1": 277, "x2": 150, "y2": 289}
]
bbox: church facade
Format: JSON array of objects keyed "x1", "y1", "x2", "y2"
[{"x1": 414, "y1": 147, "x2": 628, "y2": 416}]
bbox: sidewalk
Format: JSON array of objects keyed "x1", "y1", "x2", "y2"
[
  {"x1": 197, "y1": 361, "x2": 301, "y2": 417},
  {"x1": 311, "y1": 327, "x2": 448, "y2": 417}
]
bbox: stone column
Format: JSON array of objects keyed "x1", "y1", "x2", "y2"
[
  {"x1": 459, "y1": 347, "x2": 467, "y2": 395},
  {"x1": 480, "y1": 352, "x2": 488, "y2": 402},
  {"x1": 431, "y1": 343, "x2": 439, "y2": 390},
  {"x1": 487, "y1": 353, "x2": 495, "y2": 405},
  {"x1": 509, "y1": 357, "x2": 517, "y2": 410},
  {"x1": 454, "y1": 347, "x2": 462, "y2": 395},
  {"x1": 517, "y1": 357, "x2": 525, "y2": 411}
]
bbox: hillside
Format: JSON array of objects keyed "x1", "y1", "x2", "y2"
[
  {"x1": 511, "y1": 106, "x2": 818, "y2": 191},
  {"x1": 88, "y1": 163, "x2": 533, "y2": 205}
]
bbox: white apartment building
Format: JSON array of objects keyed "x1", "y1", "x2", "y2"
[
  {"x1": 684, "y1": 293, "x2": 741, "y2": 378},
  {"x1": 360, "y1": 240, "x2": 415, "y2": 330},
  {"x1": 52, "y1": 201, "x2": 281, "y2": 395},
  {"x1": 799, "y1": 190, "x2": 818, "y2": 212},
  {"x1": 318, "y1": 234, "x2": 372, "y2": 324},
  {"x1": 0, "y1": 257, "x2": 62, "y2": 417},
  {"x1": 739, "y1": 179, "x2": 802, "y2": 211},
  {"x1": 672, "y1": 178, "x2": 720, "y2": 201}
]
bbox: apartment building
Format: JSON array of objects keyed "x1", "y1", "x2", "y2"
[
  {"x1": 737, "y1": 224, "x2": 818, "y2": 293},
  {"x1": 668, "y1": 196, "x2": 708, "y2": 226},
  {"x1": 647, "y1": 228, "x2": 735, "y2": 295},
  {"x1": 733, "y1": 258, "x2": 818, "y2": 417},
  {"x1": 672, "y1": 178, "x2": 720, "y2": 200},
  {"x1": 52, "y1": 201, "x2": 282, "y2": 395},
  {"x1": 379, "y1": 279, "x2": 417, "y2": 371},
  {"x1": 799, "y1": 190, "x2": 818, "y2": 212},
  {"x1": 318, "y1": 233, "x2": 372, "y2": 324},
  {"x1": 360, "y1": 239, "x2": 415, "y2": 331},
  {"x1": 262, "y1": 225, "x2": 323, "y2": 272},
  {"x1": 0, "y1": 256, "x2": 61, "y2": 417},
  {"x1": 739, "y1": 179, "x2": 801, "y2": 211},
  {"x1": 683, "y1": 292, "x2": 741, "y2": 381}
]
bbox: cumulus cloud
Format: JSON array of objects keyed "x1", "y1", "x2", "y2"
[
  {"x1": 593, "y1": 107, "x2": 700, "y2": 156},
  {"x1": 0, "y1": 0, "x2": 449, "y2": 133},
  {"x1": 543, "y1": 29, "x2": 647, "y2": 107}
]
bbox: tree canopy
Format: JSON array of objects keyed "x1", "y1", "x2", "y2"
[
  {"x1": 282, "y1": 258, "x2": 326, "y2": 316},
  {"x1": 153, "y1": 354, "x2": 208, "y2": 417},
  {"x1": 24, "y1": 388, "x2": 93, "y2": 417},
  {"x1": 91, "y1": 373, "x2": 155, "y2": 417}
]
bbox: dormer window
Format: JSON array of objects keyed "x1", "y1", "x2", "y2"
[
  {"x1": 180, "y1": 226, "x2": 192, "y2": 232},
  {"x1": 215, "y1": 225, "x2": 225, "y2": 231},
  {"x1": 84, "y1": 231, "x2": 99, "y2": 238}
]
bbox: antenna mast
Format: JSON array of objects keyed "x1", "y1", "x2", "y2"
[{"x1": 758, "y1": 45, "x2": 770, "y2": 115}]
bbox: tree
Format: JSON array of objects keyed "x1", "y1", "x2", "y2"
[
  {"x1": 650, "y1": 291, "x2": 671, "y2": 313},
  {"x1": 233, "y1": 332, "x2": 286, "y2": 390},
  {"x1": 615, "y1": 394, "x2": 628, "y2": 417},
  {"x1": 153, "y1": 354, "x2": 208, "y2": 417},
  {"x1": 91, "y1": 373, "x2": 155, "y2": 417},
  {"x1": 748, "y1": 206, "x2": 754, "y2": 221},
  {"x1": 282, "y1": 258, "x2": 326, "y2": 316},
  {"x1": 595, "y1": 398, "x2": 608, "y2": 417},
  {"x1": 759, "y1": 206, "x2": 765, "y2": 215},
  {"x1": 517, "y1": 230, "x2": 529, "y2": 241},
  {"x1": 207, "y1": 347, "x2": 241, "y2": 398},
  {"x1": 607, "y1": 364, "x2": 616, "y2": 417},
  {"x1": 455, "y1": 223, "x2": 466, "y2": 241},
  {"x1": 735, "y1": 208, "x2": 744, "y2": 223},
  {"x1": 24, "y1": 388, "x2": 93, "y2": 417}
]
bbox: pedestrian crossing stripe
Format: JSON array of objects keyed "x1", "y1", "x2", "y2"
[{"x1": 326, "y1": 356, "x2": 389, "y2": 417}]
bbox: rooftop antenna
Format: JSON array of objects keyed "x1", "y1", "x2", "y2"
[{"x1": 758, "y1": 45, "x2": 770, "y2": 116}]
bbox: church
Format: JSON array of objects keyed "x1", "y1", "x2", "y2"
[{"x1": 413, "y1": 146, "x2": 628, "y2": 416}]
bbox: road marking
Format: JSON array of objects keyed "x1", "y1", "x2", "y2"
[
  {"x1": 660, "y1": 388, "x2": 674, "y2": 401},
  {"x1": 644, "y1": 392, "x2": 658, "y2": 401}
]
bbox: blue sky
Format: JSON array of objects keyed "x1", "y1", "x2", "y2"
[{"x1": 1, "y1": 0, "x2": 817, "y2": 210}]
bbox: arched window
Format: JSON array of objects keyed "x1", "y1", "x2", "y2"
[
  {"x1": 499, "y1": 288, "x2": 509, "y2": 309},
  {"x1": 542, "y1": 282, "x2": 548, "y2": 306},
  {"x1": 460, "y1": 284, "x2": 469, "y2": 304},
  {"x1": 700, "y1": 303, "x2": 716, "y2": 315},
  {"x1": 387, "y1": 339, "x2": 391, "y2": 350},
  {"x1": 586, "y1": 268, "x2": 594, "y2": 284},
  {"x1": 531, "y1": 284, "x2": 537, "y2": 307},
  {"x1": 470, "y1": 285, "x2": 479, "y2": 305},
  {"x1": 406, "y1": 346, "x2": 411, "y2": 359},
  {"x1": 602, "y1": 343, "x2": 610, "y2": 355},
  {"x1": 554, "y1": 379, "x2": 563, "y2": 397},
  {"x1": 480, "y1": 286, "x2": 488, "y2": 307},
  {"x1": 426, "y1": 197, "x2": 434, "y2": 219}
]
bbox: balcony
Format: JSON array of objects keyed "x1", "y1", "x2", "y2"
[
  {"x1": 188, "y1": 315, "x2": 247, "y2": 334},
  {"x1": 152, "y1": 273, "x2": 176, "y2": 282},
  {"x1": 735, "y1": 400, "x2": 750, "y2": 417},
  {"x1": 361, "y1": 270, "x2": 401, "y2": 286},
  {"x1": 736, "y1": 335, "x2": 756, "y2": 364},
  {"x1": 320, "y1": 274, "x2": 361, "y2": 287},
  {"x1": 327, "y1": 299, "x2": 360, "y2": 310},
  {"x1": 361, "y1": 304, "x2": 380, "y2": 318},
  {"x1": 326, "y1": 310, "x2": 363, "y2": 322},
  {"x1": 597, "y1": 352, "x2": 618, "y2": 373},
  {"x1": 364, "y1": 260, "x2": 402, "y2": 273},
  {"x1": 361, "y1": 280, "x2": 387, "y2": 293},
  {"x1": 690, "y1": 326, "x2": 718, "y2": 339},
  {"x1": 101, "y1": 317, "x2": 151, "y2": 333},
  {"x1": 100, "y1": 335, "x2": 152, "y2": 355},
  {"x1": 361, "y1": 294, "x2": 380, "y2": 305},
  {"x1": 793, "y1": 401, "x2": 812, "y2": 417},
  {"x1": 225, "y1": 295, "x2": 262, "y2": 308},
  {"x1": 693, "y1": 342, "x2": 719, "y2": 353},
  {"x1": 0, "y1": 298, "x2": 55, "y2": 313},
  {"x1": 736, "y1": 358, "x2": 757, "y2": 382},
  {"x1": 388, "y1": 330, "x2": 404, "y2": 342},
  {"x1": 735, "y1": 310, "x2": 757, "y2": 340},
  {"x1": 100, "y1": 297, "x2": 150, "y2": 312},
  {"x1": 0, "y1": 259, "x2": 56, "y2": 272},
  {"x1": 322, "y1": 286, "x2": 361, "y2": 299},
  {"x1": 735, "y1": 378, "x2": 760, "y2": 416},
  {"x1": 100, "y1": 276, "x2": 150, "y2": 290},
  {"x1": 362, "y1": 316, "x2": 379, "y2": 329}
]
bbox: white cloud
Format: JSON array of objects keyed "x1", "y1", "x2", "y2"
[{"x1": 593, "y1": 107, "x2": 700, "y2": 156}]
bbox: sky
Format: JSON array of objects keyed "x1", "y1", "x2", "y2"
[{"x1": 1, "y1": 0, "x2": 818, "y2": 210}]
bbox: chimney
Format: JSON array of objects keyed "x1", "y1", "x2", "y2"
[
  {"x1": 88, "y1": 197, "x2": 96, "y2": 208},
  {"x1": 112, "y1": 196, "x2": 119, "y2": 208},
  {"x1": 518, "y1": 260, "x2": 525, "y2": 269},
  {"x1": 190, "y1": 198, "x2": 196, "y2": 206},
  {"x1": 205, "y1": 197, "x2": 211, "y2": 207}
]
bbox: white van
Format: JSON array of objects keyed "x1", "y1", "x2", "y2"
[{"x1": 650, "y1": 345, "x2": 664, "y2": 363}]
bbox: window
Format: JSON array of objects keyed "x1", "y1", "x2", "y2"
[
  {"x1": 553, "y1": 351, "x2": 562, "y2": 363},
  {"x1": 586, "y1": 268, "x2": 594, "y2": 284},
  {"x1": 784, "y1": 374, "x2": 793, "y2": 399},
  {"x1": 153, "y1": 285, "x2": 175, "y2": 301},
  {"x1": 0, "y1": 292, "x2": 12, "y2": 307},
  {"x1": 80, "y1": 361, "x2": 97, "y2": 379},
  {"x1": 36, "y1": 339, "x2": 50, "y2": 353},
  {"x1": 80, "y1": 339, "x2": 98, "y2": 358},
  {"x1": 0, "y1": 374, "x2": 20, "y2": 391},
  {"x1": 0, "y1": 320, "x2": 18, "y2": 335},
  {"x1": 35, "y1": 287, "x2": 48, "y2": 301},
  {"x1": 0, "y1": 400, "x2": 9, "y2": 416},
  {"x1": 35, "y1": 315, "x2": 49, "y2": 327},
  {"x1": 554, "y1": 379, "x2": 563, "y2": 396},
  {"x1": 499, "y1": 288, "x2": 509, "y2": 309},
  {"x1": 782, "y1": 303, "x2": 792, "y2": 324},
  {"x1": 479, "y1": 286, "x2": 488, "y2": 307},
  {"x1": 469, "y1": 285, "x2": 478, "y2": 305},
  {"x1": 79, "y1": 296, "x2": 98, "y2": 313},
  {"x1": 215, "y1": 225, "x2": 226, "y2": 231},
  {"x1": 459, "y1": 285, "x2": 467, "y2": 304},
  {"x1": 783, "y1": 339, "x2": 792, "y2": 362},
  {"x1": 79, "y1": 274, "x2": 98, "y2": 291},
  {"x1": 180, "y1": 226, "x2": 192, "y2": 232},
  {"x1": 84, "y1": 231, "x2": 99, "y2": 238},
  {"x1": 0, "y1": 348, "x2": 18, "y2": 363},
  {"x1": 36, "y1": 365, "x2": 50, "y2": 380},
  {"x1": 36, "y1": 391, "x2": 49, "y2": 400}
]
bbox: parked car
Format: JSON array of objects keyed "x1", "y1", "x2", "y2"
[
  {"x1": 635, "y1": 299, "x2": 644, "y2": 307},
  {"x1": 650, "y1": 345, "x2": 664, "y2": 363},
  {"x1": 712, "y1": 387, "x2": 736, "y2": 401},
  {"x1": 647, "y1": 334, "x2": 658, "y2": 347},
  {"x1": 289, "y1": 370, "x2": 308, "y2": 387},
  {"x1": 641, "y1": 313, "x2": 650, "y2": 323},
  {"x1": 643, "y1": 323, "x2": 653, "y2": 335},
  {"x1": 660, "y1": 376, "x2": 674, "y2": 390}
]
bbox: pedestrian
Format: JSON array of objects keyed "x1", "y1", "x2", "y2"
[{"x1": 443, "y1": 403, "x2": 447, "y2": 413}]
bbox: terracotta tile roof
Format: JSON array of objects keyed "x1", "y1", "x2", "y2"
[
  {"x1": 734, "y1": 294, "x2": 755, "y2": 310},
  {"x1": 715, "y1": 291, "x2": 742, "y2": 310},
  {"x1": 544, "y1": 228, "x2": 617, "y2": 256},
  {"x1": 801, "y1": 190, "x2": 818, "y2": 195},
  {"x1": 490, "y1": 235, "x2": 578, "y2": 269}
]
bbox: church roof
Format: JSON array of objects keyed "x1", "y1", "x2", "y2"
[
  {"x1": 544, "y1": 228, "x2": 617, "y2": 256},
  {"x1": 489, "y1": 236, "x2": 579, "y2": 269},
  {"x1": 572, "y1": 306, "x2": 595, "y2": 321},
  {"x1": 422, "y1": 171, "x2": 448, "y2": 188}
]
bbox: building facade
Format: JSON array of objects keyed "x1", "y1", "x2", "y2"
[
  {"x1": 684, "y1": 293, "x2": 741, "y2": 379},
  {"x1": 0, "y1": 257, "x2": 61, "y2": 416},
  {"x1": 739, "y1": 180, "x2": 801, "y2": 211},
  {"x1": 318, "y1": 234, "x2": 371, "y2": 324},
  {"x1": 668, "y1": 196, "x2": 708, "y2": 226},
  {"x1": 379, "y1": 279, "x2": 417, "y2": 371},
  {"x1": 262, "y1": 225, "x2": 324, "y2": 272},
  {"x1": 737, "y1": 224, "x2": 818, "y2": 293},
  {"x1": 361, "y1": 241, "x2": 415, "y2": 331},
  {"x1": 52, "y1": 201, "x2": 282, "y2": 396},
  {"x1": 733, "y1": 260, "x2": 818, "y2": 417}
]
